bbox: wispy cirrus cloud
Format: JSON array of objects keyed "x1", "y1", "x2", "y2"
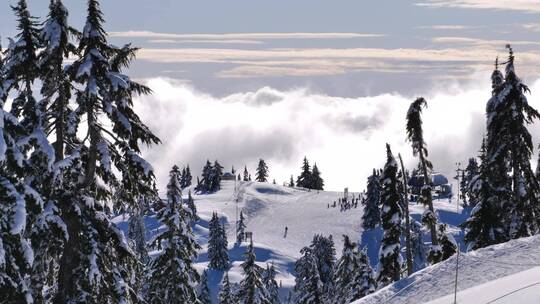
[
  {"x1": 431, "y1": 36, "x2": 540, "y2": 47},
  {"x1": 109, "y1": 31, "x2": 384, "y2": 45},
  {"x1": 137, "y1": 47, "x2": 505, "y2": 63},
  {"x1": 521, "y1": 23, "x2": 540, "y2": 31},
  {"x1": 134, "y1": 46, "x2": 540, "y2": 78},
  {"x1": 417, "y1": 24, "x2": 481, "y2": 30},
  {"x1": 147, "y1": 39, "x2": 264, "y2": 45},
  {"x1": 416, "y1": 0, "x2": 540, "y2": 13}
]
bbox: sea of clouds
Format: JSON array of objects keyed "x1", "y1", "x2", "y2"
[{"x1": 135, "y1": 75, "x2": 540, "y2": 193}]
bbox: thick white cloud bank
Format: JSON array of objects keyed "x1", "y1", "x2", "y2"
[{"x1": 135, "y1": 76, "x2": 540, "y2": 193}]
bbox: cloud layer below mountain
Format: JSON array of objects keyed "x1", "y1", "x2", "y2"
[{"x1": 135, "y1": 76, "x2": 540, "y2": 192}]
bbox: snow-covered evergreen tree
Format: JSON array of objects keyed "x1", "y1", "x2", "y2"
[
  {"x1": 406, "y1": 97, "x2": 442, "y2": 264},
  {"x1": 186, "y1": 190, "x2": 199, "y2": 222},
  {"x1": 334, "y1": 236, "x2": 377, "y2": 303},
  {"x1": 295, "y1": 234, "x2": 335, "y2": 301},
  {"x1": 200, "y1": 160, "x2": 214, "y2": 193},
  {"x1": 49, "y1": 0, "x2": 161, "y2": 301},
  {"x1": 0, "y1": 14, "x2": 36, "y2": 302},
  {"x1": 463, "y1": 48, "x2": 539, "y2": 249},
  {"x1": 464, "y1": 157, "x2": 479, "y2": 207},
  {"x1": 310, "y1": 234, "x2": 336, "y2": 292},
  {"x1": 263, "y1": 263, "x2": 280, "y2": 304},
  {"x1": 237, "y1": 210, "x2": 247, "y2": 244},
  {"x1": 39, "y1": 0, "x2": 79, "y2": 162},
  {"x1": 437, "y1": 224, "x2": 457, "y2": 261},
  {"x1": 147, "y1": 166, "x2": 200, "y2": 303},
  {"x1": 237, "y1": 241, "x2": 271, "y2": 304},
  {"x1": 208, "y1": 212, "x2": 229, "y2": 270},
  {"x1": 180, "y1": 165, "x2": 192, "y2": 188},
  {"x1": 311, "y1": 163, "x2": 324, "y2": 190},
  {"x1": 219, "y1": 272, "x2": 235, "y2": 304},
  {"x1": 377, "y1": 144, "x2": 403, "y2": 286},
  {"x1": 296, "y1": 157, "x2": 312, "y2": 189},
  {"x1": 256, "y1": 158, "x2": 269, "y2": 182},
  {"x1": 1, "y1": 1, "x2": 54, "y2": 302},
  {"x1": 128, "y1": 197, "x2": 148, "y2": 263},
  {"x1": 354, "y1": 247, "x2": 377, "y2": 300},
  {"x1": 213, "y1": 160, "x2": 224, "y2": 191},
  {"x1": 497, "y1": 47, "x2": 540, "y2": 239},
  {"x1": 243, "y1": 165, "x2": 249, "y2": 182},
  {"x1": 362, "y1": 169, "x2": 381, "y2": 229},
  {"x1": 289, "y1": 175, "x2": 295, "y2": 187},
  {"x1": 333, "y1": 235, "x2": 356, "y2": 303},
  {"x1": 199, "y1": 269, "x2": 211, "y2": 304},
  {"x1": 294, "y1": 248, "x2": 324, "y2": 304}
]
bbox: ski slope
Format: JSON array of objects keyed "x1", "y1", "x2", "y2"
[
  {"x1": 113, "y1": 180, "x2": 488, "y2": 303},
  {"x1": 355, "y1": 234, "x2": 540, "y2": 304},
  {"x1": 192, "y1": 180, "x2": 364, "y2": 299}
]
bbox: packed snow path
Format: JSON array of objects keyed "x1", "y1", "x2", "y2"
[{"x1": 355, "y1": 234, "x2": 540, "y2": 304}]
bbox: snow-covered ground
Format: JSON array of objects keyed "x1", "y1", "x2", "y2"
[
  {"x1": 356, "y1": 234, "x2": 540, "y2": 304},
  {"x1": 114, "y1": 180, "x2": 539, "y2": 303},
  {"x1": 192, "y1": 180, "x2": 364, "y2": 300},
  {"x1": 115, "y1": 180, "x2": 364, "y2": 301}
]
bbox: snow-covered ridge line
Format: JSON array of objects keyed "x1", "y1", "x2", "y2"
[{"x1": 355, "y1": 234, "x2": 540, "y2": 304}]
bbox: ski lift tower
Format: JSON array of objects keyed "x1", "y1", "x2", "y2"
[{"x1": 454, "y1": 162, "x2": 464, "y2": 212}]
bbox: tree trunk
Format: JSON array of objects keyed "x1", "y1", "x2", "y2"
[
  {"x1": 54, "y1": 198, "x2": 81, "y2": 304},
  {"x1": 398, "y1": 153, "x2": 414, "y2": 276},
  {"x1": 56, "y1": 93, "x2": 97, "y2": 302},
  {"x1": 419, "y1": 150, "x2": 439, "y2": 249},
  {"x1": 83, "y1": 95, "x2": 98, "y2": 187},
  {"x1": 54, "y1": 82, "x2": 65, "y2": 161}
]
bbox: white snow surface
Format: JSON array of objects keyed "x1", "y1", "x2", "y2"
[
  {"x1": 113, "y1": 180, "x2": 540, "y2": 303},
  {"x1": 115, "y1": 180, "x2": 364, "y2": 301},
  {"x1": 192, "y1": 180, "x2": 364, "y2": 292},
  {"x1": 355, "y1": 234, "x2": 540, "y2": 304}
]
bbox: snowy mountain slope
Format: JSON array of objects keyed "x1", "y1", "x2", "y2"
[
  {"x1": 192, "y1": 180, "x2": 364, "y2": 297},
  {"x1": 355, "y1": 234, "x2": 540, "y2": 304},
  {"x1": 114, "y1": 180, "x2": 364, "y2": 301},
  {"x1": 114, "y1": 180, "x2": 470, "y2": 302}
]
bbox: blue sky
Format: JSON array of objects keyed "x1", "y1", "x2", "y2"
[{"x1": 2, "y1": 0, "x2": 540, "y2": 97}]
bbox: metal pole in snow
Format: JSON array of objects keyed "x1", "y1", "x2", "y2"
[
  {"x1": 455, "y1": 162, "x2": 462, "y2": 213},
  {"x1": 454, "y1": 245, "x2": 460, "y2": 304},
  {"x1": 235, "y1": 177, "x2": 238, "y2": 234}
]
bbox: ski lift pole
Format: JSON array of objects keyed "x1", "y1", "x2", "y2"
[
  {"x1": 235, "y1": 176, "x2": 238, "y2": 233},
  {"x1": 454, "y1": 162, "x2": 462, "y2": 213},
  {"x1": 454, "y1": 245, "x2": 460, "y2": 304}
]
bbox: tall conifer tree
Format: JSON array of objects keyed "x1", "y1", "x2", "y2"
[
  {"x1": 296, "y1": 157, "x2": 312, "y2": 189},
  {"x1": 237, "y1": 242, "x2": 270, "y2": 304},
  {"x1": 208, "y1": 212, "x2": 229, "y2": 270},
  {"x1": 377, "y1": 144, "x2": 402, "y2": 286},
  {"x1": 147, "y1": 166, "x2": 200, "y2": 303},
  {"x1": 256, "y1": 159, "x2": 269, "y2": 182},
  {"x1": 53, "y1": 1, "x2": 160, "y2": 301},
  {"x1": 219, "y1": 272, "x2": 234, "y2": 304},
  {"x1": 406, "y1": 97, "x2": 442, "y2": 263},
  {"x1": 362, "y1": 169, "x2": 381, "y2": 229}
]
